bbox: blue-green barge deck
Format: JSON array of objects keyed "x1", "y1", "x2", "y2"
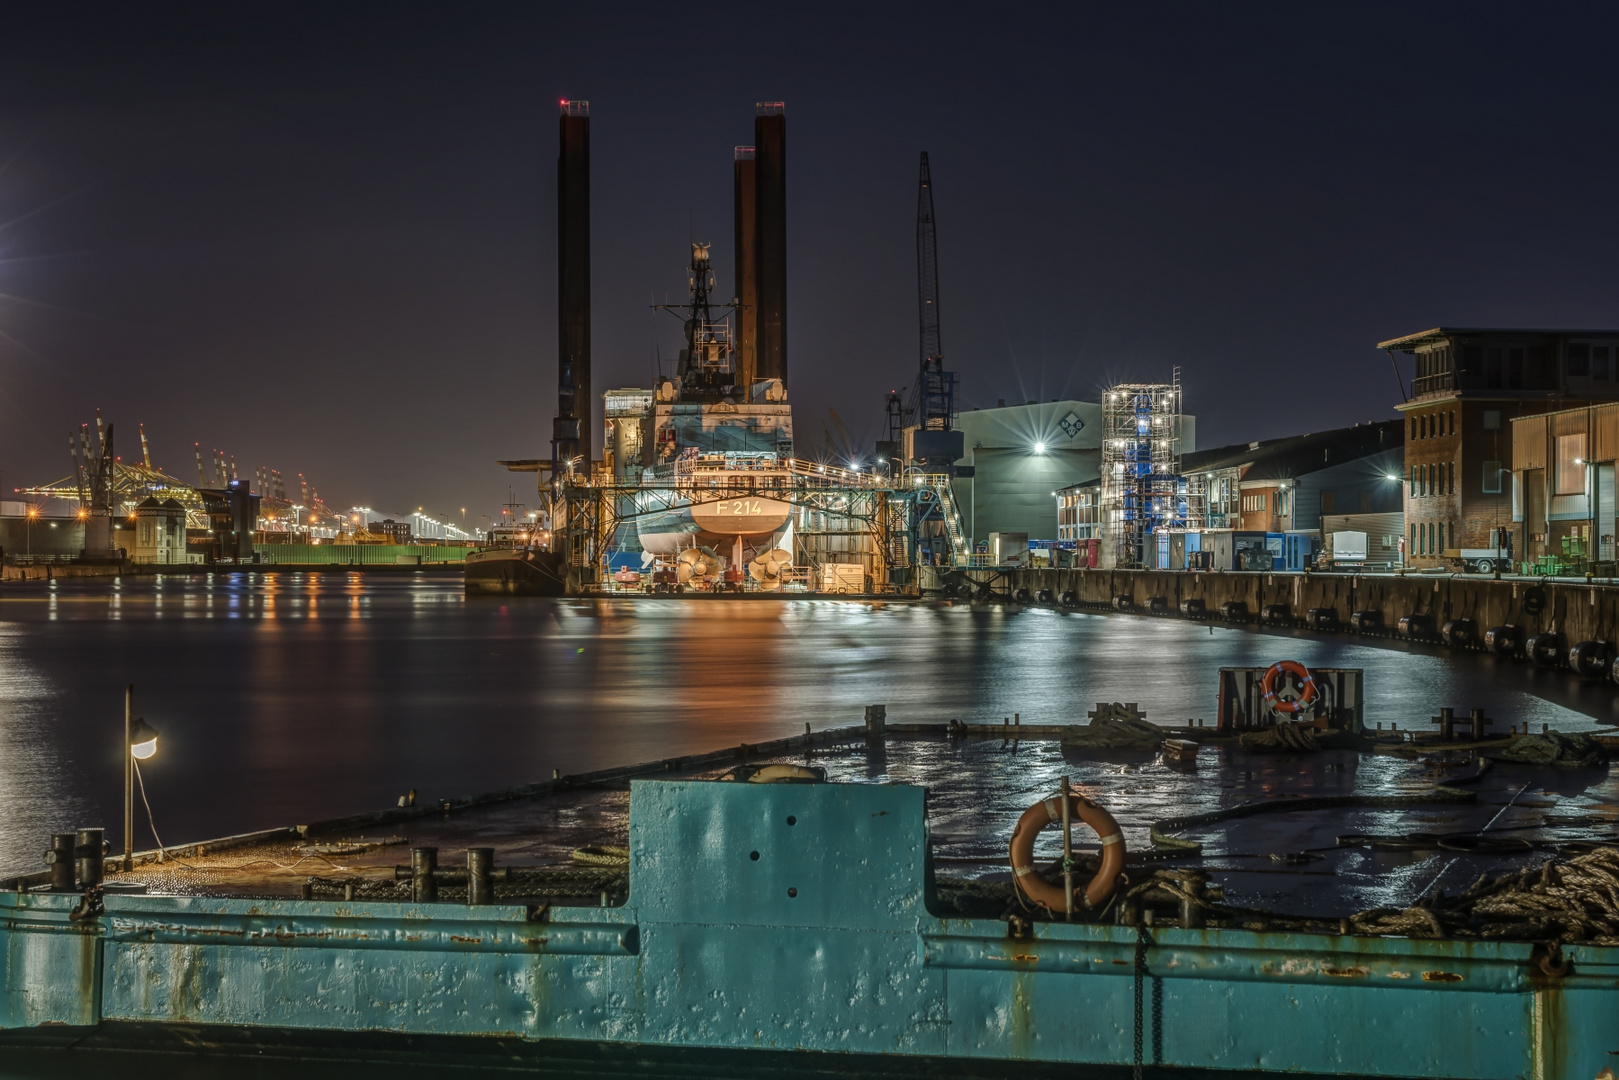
[{"x1": 3, "y1": 779, "x2": 1615, "y2": 1078}]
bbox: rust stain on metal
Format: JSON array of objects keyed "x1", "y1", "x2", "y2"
[
  {"x1": 449, "y1": 936, "x2": 482, "y2": 945},
  {"x1": 1321, "y1": 965, "x2": 1371, "y2": 978},
  {"x1": 1421, "y1": 970, "x2": 1463, "y2": 983},
  {"x1": 1009, "y1": 953, "x2": 1038, "y2": 964}
]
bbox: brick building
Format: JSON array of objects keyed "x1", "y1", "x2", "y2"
[{"x1": 1379, "y1": 327, "x2": 1619, "y2": 568}]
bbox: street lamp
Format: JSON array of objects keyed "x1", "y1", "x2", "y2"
[
  {"x1": 122, "y1": 684, "x2": 160, "y2": 872},
  {"x1": 25, "y1": 503, "x2": 38, "y2": 556}
]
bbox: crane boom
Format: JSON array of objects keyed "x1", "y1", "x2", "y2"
[
  {"x1": 917, "y1": 152, "x2": 942, "y2": 368},
  {"x1": 909, "y1": 152, "x2": 957, "y2": 433}
]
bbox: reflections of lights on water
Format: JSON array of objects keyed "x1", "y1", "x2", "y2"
[{"x1": 0, "y1": 577, "x2": 1612, "y2": 877}]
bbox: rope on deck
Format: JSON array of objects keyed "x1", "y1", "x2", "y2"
[
  {"x1": 1149, "y1": 789, "x2": 1478, "y2": 854},
  {"x1": 1351, "y1": 846, "x2": 1619, "y2": 945}
]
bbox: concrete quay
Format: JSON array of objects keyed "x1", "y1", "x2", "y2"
[{"x1": 922, "y1": 566, "x2": 1619, "y2": 653}]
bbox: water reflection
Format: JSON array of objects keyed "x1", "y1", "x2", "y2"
[{"x1": 0, "y1": 574, "x2": 1610, "y2": 874}]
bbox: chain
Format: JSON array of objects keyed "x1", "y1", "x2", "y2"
[{"x1": 1133, "y1": 922, "x2": 1150, "y2": 1079}]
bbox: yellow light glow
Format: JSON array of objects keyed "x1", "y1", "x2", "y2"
[{"x1": 131, "y1": 737, "x2": 158, "y2": 760}]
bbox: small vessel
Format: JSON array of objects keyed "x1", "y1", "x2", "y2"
[{"x1": 464, "y1": 507, "x2": 566, "y2": 596}]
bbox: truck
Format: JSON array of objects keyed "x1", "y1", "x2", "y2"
[
  {"x1": 1456, "y1": 527, "x2": 1513, "y2": 574},
  {"x1": 1327, "y1": 529, "x2": 1368, "y2": 568}
]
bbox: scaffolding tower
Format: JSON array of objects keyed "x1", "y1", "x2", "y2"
[{"x1": 1100, "y1": 373, "x2": 1189, "y2": 568}]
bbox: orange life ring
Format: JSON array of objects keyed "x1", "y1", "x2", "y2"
[
  {"x1": 1008, "y1": 793, "x2": 1125, "y2": 912},
  {"x1": 1261, "y1": 660, "x2": 1318, "y2": 715}
]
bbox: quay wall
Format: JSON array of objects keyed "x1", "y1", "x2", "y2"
[{"x1": 920, "y1": 566, "x2": 1619, "y2": 646}]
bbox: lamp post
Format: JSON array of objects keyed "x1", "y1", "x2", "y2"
[{"x1": 122, "y1": 684, "x2": 160, "y2": 872}]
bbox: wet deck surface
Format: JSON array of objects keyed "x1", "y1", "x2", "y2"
[{"x1": 100, "y1": 732, "x2": 1619, "y2": 919}]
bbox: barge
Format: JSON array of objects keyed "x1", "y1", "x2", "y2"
[{"x1": 3, "y1": 671, "x2": 1617, "y2": 1078}]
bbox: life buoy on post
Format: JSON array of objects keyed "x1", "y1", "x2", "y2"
[
  {"x1": 1260, "y1": 660, "x2": 1318, "y2": 716},
  {"x1": 1009, "y1": 794, "x2": 1125, "y2": 912}
]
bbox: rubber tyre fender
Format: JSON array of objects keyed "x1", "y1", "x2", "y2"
[
  {"x1": 1036, "y1": 588, "x2": 1054, "y2": 603},
  {"x1": 1568, "y1": 639, "x2": 1611, "y2": 678},
  {"x1": 1014, "y1": 587, "x2": 1032, "y2": 603},
  {"x1": 1440, "y1": 618, "x2": 1477, "y2": 647},
  {"x1": 1483, "y1": 625, "x2": 1521, "y2": 657},
  {"x1": 1526, "y1": 631, "x2": 1566, "y2": 668},
  {"x1": 1522, "y1": 585, "x2": 1548, "y2": 617},
  {"x1": 1060, "y1": 590, "x2": 1078, "y2": 606},
  {"x1": 1349, "y1": 610, "x2": 1383, "y2": 633},
  {"x1": 1112, "y1": 594, "x2": 1135, "y2": 611}
]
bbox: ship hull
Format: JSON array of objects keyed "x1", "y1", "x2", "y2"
[
  {"x1": 636, "y1": 497, "x2": 790, "y2": 556},
  {"x1": 463, "y1": 548, "x2": 566, "y2": 596}
]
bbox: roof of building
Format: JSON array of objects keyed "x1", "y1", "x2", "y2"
[
  {"x1": 1378, "y1": 327, "x2": 1619, "y2": 351},
  {"x1": 1181, "y1": 420, "x2": 1403, "y2": 482}
]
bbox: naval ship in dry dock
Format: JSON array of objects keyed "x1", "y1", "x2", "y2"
[{"x1": 610, "y1": 241, "x2": 798, "y2": 589}]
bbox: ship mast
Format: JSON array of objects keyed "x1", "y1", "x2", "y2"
[{"x1": 654, "y1": 242, "x2": 736, "y2": 398}]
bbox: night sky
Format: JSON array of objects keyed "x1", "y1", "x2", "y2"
[{"x1": 3, "y1": 4, "x2": 1619, "y2": 519}]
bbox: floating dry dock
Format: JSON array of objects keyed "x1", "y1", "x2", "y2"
[{"x1": 3, "y1": 729, "x2": 1617, "y2": 1078}]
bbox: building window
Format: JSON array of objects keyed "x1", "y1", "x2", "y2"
[
  {"x1": 1486, "y1": 347, "x2": 1503, "y2": 388},
  {"x1": 1596, "y1": 346, "x2": 1611, "y2": 381},
  {"x1": 1569, "y1": 343, "x2": 1591, "y2": 377},
  {"x1": 1483, "y1": 409, "x2": 1501, "y2": 431},
  {"x1": 1483, "y1": 460, "x2": 1502, "y2": 494},
  {"x1": 1508, "y1": 348, "x2": 1525, "y2": 387},
  {"x1": 1555, "y1": 433, "x2": 1586, "y2": 495},
  {"x1": 1449, "y1": 411, "x2": 1456, "y2": 436},
  {"x1": 1448, "y1": 461, "x2": 1455, "y2": 494}
]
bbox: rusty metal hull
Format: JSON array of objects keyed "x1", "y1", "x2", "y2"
[
  {"x1": 3, "y1": 779, "x2": 1614, "y2": 1077},
  {"x1": 462, "y1": 548, "x2": 566, "y2": 595}
]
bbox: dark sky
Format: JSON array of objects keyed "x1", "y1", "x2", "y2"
[{"x1": 3, "y1": 4, "x2": 1619, "y2": 519}]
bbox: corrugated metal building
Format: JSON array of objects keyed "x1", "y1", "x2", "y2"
[
  {"x1": 1510, "y1": 401, "x2": 1619, "y2": 566},
  {"x1": 947, "y1": 400, "x2": 1196, "y2": 545}
]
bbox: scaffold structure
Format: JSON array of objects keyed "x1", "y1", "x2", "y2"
[
  {"x1": 1100, "y1": 372, "x2": 1191, "y2": 568},
  {"x1": 552, "y1": 456, "x2": 912, "y2": 592}
]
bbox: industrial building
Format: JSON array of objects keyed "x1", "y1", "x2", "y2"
[
  {"x1": 1380, "y1": 326, "x2": 1619, "y2": 569},
  {"x1": 1053, "y1": 419, "x2": 1401, "y2": 571},
  {"x1": 1510, "y1": 400, "x2": 1619, "y2": 572}
]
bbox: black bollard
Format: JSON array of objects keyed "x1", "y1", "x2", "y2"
[
  {"x1": 74, "y1": 828, "x2": 107, "y2": 889},
  {"x1": 468, "y1": 848, "x2": 495, "y2": 906},
  {"x1": 45, "y1": 833, "x2": 76, "y2": 892},
  {"x1": 411, "y1": 846, "x2": 438, "y2": 902}
]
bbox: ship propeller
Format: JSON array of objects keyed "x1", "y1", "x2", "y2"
[
  {"x1": 676, "y1": 547, "x2": 721, "y2": 583},
  {"x1": 748, "y1": 548, "x2": 793, "y2": 590}
]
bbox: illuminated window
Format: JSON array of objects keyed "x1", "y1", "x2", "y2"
[{"x1": 1556, "y1": 434, "x2": 1586, "y2": 495}]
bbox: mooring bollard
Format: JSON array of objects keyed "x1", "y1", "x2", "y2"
[
  {"x1": 75, "y1": 828, "x2": 107, "y2": 890},
  {"x1": 467, "y1": 847, "x2": 495, "y2": 906},
  {"x1": 45, "y1": 833, "x2": 75, "y2": 892},
  {"x1": 410, "y1": 846, "x2": 438, "y2": 902}
]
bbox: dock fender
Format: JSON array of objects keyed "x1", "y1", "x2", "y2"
[
  {"x1": 1526, "y1": 631, "x2": 1567, "y2": 669},
  {"x1": 1484, "y1": 625, "x2": 1522, "y2": 657},
  {"x1": 1009, "y1": 794, "x2": 1125, "y2": 912},
  {"x1": 1568, "y1": 639, "x2": 1611, "y2": 678}
]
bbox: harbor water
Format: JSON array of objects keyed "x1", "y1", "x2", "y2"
[{"x1": 0, "y1": 571, "x2": 1611, "y2": 875}]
